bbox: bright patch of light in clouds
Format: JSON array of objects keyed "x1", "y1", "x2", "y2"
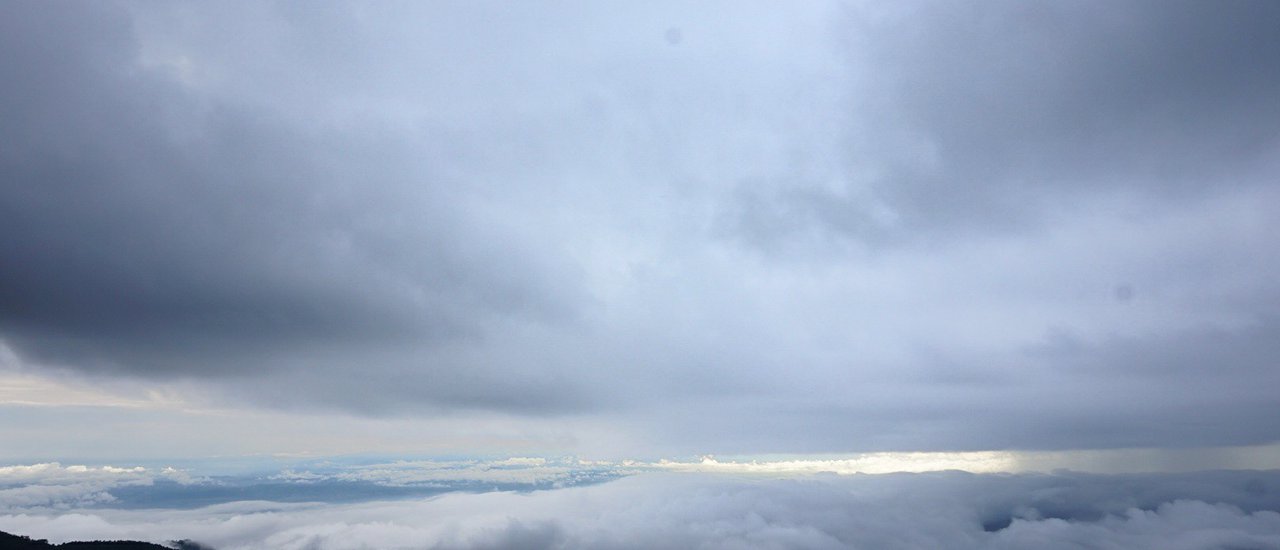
[{"x1": 654, "y1": 445, "x2": 1280, "y2": 475}]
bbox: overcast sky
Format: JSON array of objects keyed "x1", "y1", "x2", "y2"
[{"x1": 2, "y1": 0, "x2": 1279, "y2": 460}]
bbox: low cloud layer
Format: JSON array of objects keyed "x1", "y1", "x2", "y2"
[
  {"x1": 0, "y1": 463, "x2": 196, "y2": 510},
  {"x1": 2, "y1": 1, "x2": 1279, "y2": 454},
  {"x1": 4, "y1": 471, "x2": 1280, "y2": 549},
  {"x1": 0, "y1": 458, "x2": 625, "y2": 513}
]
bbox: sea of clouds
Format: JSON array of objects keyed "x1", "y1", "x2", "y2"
[{"x1": 3, "y1": 462, "x2": 1280, "y2": 549}]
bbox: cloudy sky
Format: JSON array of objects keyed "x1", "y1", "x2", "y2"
[
  {"x1": 4, "y1": 1, "x2": 1280, "y2": 548},
  {"x1": 3, "y1": 0, "x2": 1280, "y2": 464}
]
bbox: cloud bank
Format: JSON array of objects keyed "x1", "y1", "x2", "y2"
[
  {"x1": 4, "y1": 471, "x2": 1280, "y2": 549},
  {"x1": 0, "y1": 463, "x2": 196, "y2": 510}
]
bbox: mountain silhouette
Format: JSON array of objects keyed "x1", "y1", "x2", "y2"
[{"x1": 0, "y1": 530, "x2": 212, "y2": 550}]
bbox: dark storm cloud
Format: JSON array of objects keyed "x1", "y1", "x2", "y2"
[{"x1": 0, "y1": 4, "x2": 583, "y2": 393}]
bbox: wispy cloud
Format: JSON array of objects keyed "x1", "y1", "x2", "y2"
[{"x1": 0, "y1": 371, "x2": 186, "y2": 409}]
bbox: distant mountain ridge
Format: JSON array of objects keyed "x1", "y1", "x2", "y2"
[{"x1": 0, "y1": 530, "x2": 212, "y2": 550}]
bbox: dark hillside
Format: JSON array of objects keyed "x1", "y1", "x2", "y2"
[{"x1": 0, "y1": 531, "x2": 212, "y2": 550}]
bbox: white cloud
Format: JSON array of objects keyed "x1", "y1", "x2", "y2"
[
  {"x1": 991, "y1": 501, "x2": 1280, "y2": 550},
  {"x1": 0, "y1": 462, "x2": 198, "y2": 511},
  {"x1": 4, "y1": 471, "x2": 1280, "y2": 549}
]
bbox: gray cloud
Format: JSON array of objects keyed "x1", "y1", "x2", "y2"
[
  {"x1": 727, "y1": 0, "x2": 1280, "y2": 247},
  {"x1": 0, "y1": 3, "x2": 591, "y2": 411},
  {"x1": 1, "y1": 1, "x2": 1278, "y2": 452}
]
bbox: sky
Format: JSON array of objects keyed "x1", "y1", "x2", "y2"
[
  {"x1": 3, "y1": 0, "x2": 1278, "y2": 460},
  {"x1": 2, "y1": 1, "x2": 1280, "y2": 547}
]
